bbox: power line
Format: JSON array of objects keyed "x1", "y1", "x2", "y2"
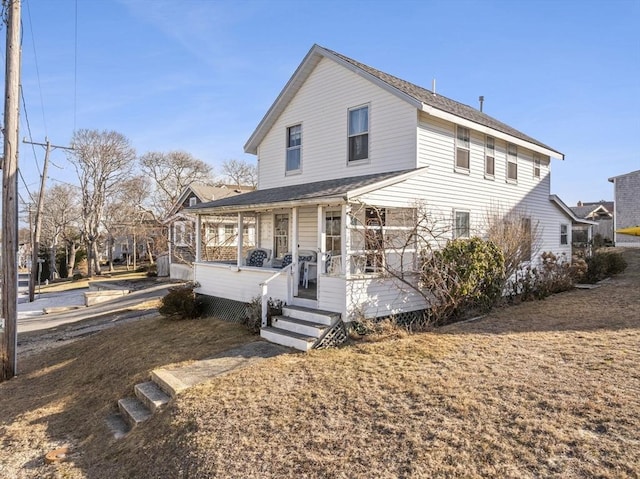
[
  {"x1": 24, "y1": 0, "x2": 47, "y2": 136},
  {"x1": 19, "y1": 84, "x2": 42, "y2": 177},
  {"x1": 17, "y1": 167, "x2": 35, "y2": 203},
  {"x1": 73, "y1": 0, "x2": 78, "y2": 133}
]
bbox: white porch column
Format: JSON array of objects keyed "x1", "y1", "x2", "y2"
[
  {"x1": 237, "y1": 212, "x2": 244, "y2": 268},
  {"x1": 342, "y1": 204, "x2": 350, "y2": 276},
  {"x1": 317, "y1": 204, "x2": 325, "y2": 273},
  {"x1": 292, "y1": 207, "x2": 299, "y2": 289},
  {"x1": 195, "y1": 214, "x2": 202, "y2": 262}
]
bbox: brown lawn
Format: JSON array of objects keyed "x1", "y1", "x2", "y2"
[{"x1": 1, "y1": 249, "x2": 639, "y2": 478}]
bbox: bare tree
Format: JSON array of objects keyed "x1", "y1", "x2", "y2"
[
  {"x1": 140, "y1": 150, "x2": 215, "y2": 218},
  {"x1": 41, "y1": 184, "x2": 82, "y2": 279},
  {"x1": 221, "y1": 159, "x2": 257, "y2": 188},
  {"x1": 69, "y1": 129, "x2": 136, "y2": 276}
]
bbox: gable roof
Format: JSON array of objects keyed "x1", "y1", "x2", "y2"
[
  {"x1": 167, "y1": 183, "x2": 254, "y2": 219},
  {"x1": 550, "y1": 195, "x2": 598, "y2": 225},
  {"x1": 570, "y1": 203, "x2": 612, "y2": 219},
  {"x1": 188, "y1": 169, "x2": 423, "y2": 214},
  {"x1": 245, "y1": 44, "x2": 563, "y2": 160}
]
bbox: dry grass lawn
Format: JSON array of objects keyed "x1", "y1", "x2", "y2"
[{"x1": 1, "y1": 249, "x2": 639, "y2": 478}]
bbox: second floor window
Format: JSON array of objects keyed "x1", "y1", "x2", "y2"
[
  {"x1": 348, "y1": 105, "x2": 369, "y2": 162},
  {"x1": 456, "y1": 126, "x2": 470, "y2": 170},
  {"x1": 507, "y1": 143, "x2": 518, "y2": 181},
  {"x1": 485, "y1": 136, "x2": 495, "y2": 177},
  {"x1": 560, "y1": 224, "x2": 568, "y2": 245},
  {"x1": 533, "y1": 155, "x2": 541, "y2": 178},
  {"x1": 286, "y1": 124, "x2": 302, "y2": 172}
]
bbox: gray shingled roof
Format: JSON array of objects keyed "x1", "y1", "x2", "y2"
[
  {"x1": 325, "y1": 46, "x2": 560, "y2": 155},
  {"x1": 190, "y1": 169, "x2": 414, "y2": 211}
]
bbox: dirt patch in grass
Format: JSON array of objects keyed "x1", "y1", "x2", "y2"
[{"x1": 2, "y1": 249, "x2": 639, "y2": 478}]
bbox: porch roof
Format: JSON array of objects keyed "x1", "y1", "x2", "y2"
[{"x1": 188, "y1": 168, "x2": 419, "y2": 214}]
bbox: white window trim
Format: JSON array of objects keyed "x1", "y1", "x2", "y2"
[
  {"x1": 484, "y1": 135, "x2": 495, "y2": 180},
  {"x1": 453, "y1": 209, "x2": 471, "y2": 239},
  {"x1": 347, "y1": 103, "x2": 370, "y2": 165},
  {"x1": 560, "y1": 223, "x2": 569, "y2": 245},
  {"x1": 189, "y1": 197, "x2": 197, "y2": 207},
  {"x1": 506, "y1": 143, "x2": 518, "y2": 183},
  {"x1": 533, "y1": 155, "x2": 541, "y2": 179},
  {"x1": 455, "y1": 125, "x2": 471, "y2": 173},
  {"x1": 285, "y1": 123, "x2": 302, "y2": 175}
]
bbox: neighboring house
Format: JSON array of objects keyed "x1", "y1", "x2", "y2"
[
  {"x1": 188, "y1": 44, "x2": 583, "y2": 350},
  {"x1": 608, "y1": 170, "x2": 640, "y2": 247},
  {"x1": 570, "y1": 200, "x2": 614, "y2": 247},
  {"x1": 165, "y1": 183, "x2": 255, "y2": 280}
]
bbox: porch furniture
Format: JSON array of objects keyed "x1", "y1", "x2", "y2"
[
  {"x1": 327, "y1": 254, "x2": 341, "y2": 275},
  {"x1": 245, "y1": 248, "x2": 271, "y2": 267}
]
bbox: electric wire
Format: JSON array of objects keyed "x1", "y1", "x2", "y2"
[
  {"x1": 24, "y1": 0, "x2": 48, "y2": 136},
  {"x1": 73, "y1": 0, "x2": 78, "y2": 133}
]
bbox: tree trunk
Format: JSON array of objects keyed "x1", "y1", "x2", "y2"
[
  {"x1": 92, "y1": 241, "x2": 101, "y2": 275},
  {"x1": 67, "y1": 241, "x2": 78, "y2": 277}
]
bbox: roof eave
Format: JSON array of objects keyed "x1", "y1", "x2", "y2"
[
  {"x1": 550, "y1": 194, "x2": 597, "y2": 224},
  {"x1": 190, "y1": 195, "x2": 346, "y2": 215}
]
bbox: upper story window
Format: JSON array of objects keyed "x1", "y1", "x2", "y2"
[
  {"x1": 348, "y1": 105, "x2": 369, "y2": 162},
  {"x1": 507, "y1": 143, "x2": 518, "y2": 182},
  {"x1": 485, "y1": 136, "x2": 495, "y2": 178},
  {"x1": 286, "y1": 124, "x2": 302, "y2": 172},
  {"x1": 533, "y1": 155, "x2": 541, "y2": 179},
  {"x1": 189, "y1": 197, "x2": 197, "y2": 207},
  {"x1": 455, "y1": 126, "x2": 470, "y2": 170},
  {"x1": 453, "y1": 210, "x2": 470, "y2": 239}
]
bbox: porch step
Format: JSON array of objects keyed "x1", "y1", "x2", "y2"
[
  {"x1": 117, "y1": 397, "x2": 152, "y2": 429},
  {"x1": 282, "y1": 305, "x2": 341, "y2": 326},
  {"x1": 261, "y1": 326, "x2": 316, "y2": 352},
  {"x1": 134, "y1": 381, "x2": 171, "y2": 413},
  {"x1": 272, "y1": 315, "x2": 331, "y2": 337}
]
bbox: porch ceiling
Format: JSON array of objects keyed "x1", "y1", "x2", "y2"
[{"x1": 188, "y1": 169, "x2": 421, "y2": 214}]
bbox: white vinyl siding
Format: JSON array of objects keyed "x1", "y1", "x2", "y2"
[{"x1": 257, "y1": 57, "x2": 416, "y2": 189}]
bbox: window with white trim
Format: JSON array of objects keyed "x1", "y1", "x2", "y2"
[
  {"x1": 325, "y1": 211, "x2": 342, "y2": 253},
  {"x1": 348, "y1": 105, "x2": 369, "y2": 162},
  {"x1": 560, "y1": 224, "x2": 568, "y2": 245},
  {"x1": 189, "y1": 197, "x2": 197, "y2": 207},
  {"x1": 453, "y1": 210, "x2": 470, "y2": 239},
  {"x1": 507, "y1": 143, "x2": 518, "y2": 181},
  {"x1": 533, "y1": 155, "x2": 541, "y2": 179},
  {"x1": 274, "y1": 214, "x2": 289, "y2": 259},
  {"x1": 456, "y1": 126, "x2": 470, "y2": 170},
  {"x1": 485, "y1": 136, "x2": 495, "y2": 177},
  {"x1": 286, "y1": 124, "x2": 301, "y2": 172}
]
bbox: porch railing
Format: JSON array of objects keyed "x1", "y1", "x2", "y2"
[{"x1": 259, "y1": 263, "x2": 293, "y2": 328}]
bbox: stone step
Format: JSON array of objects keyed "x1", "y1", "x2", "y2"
[
  {"x1": 281, "y1": 305, "x2": 340, "y2": 325},
  {"x1": 135, "y1": 381, "x2": 171, "y2": 413},
  {"x1": 272, "y1": 315, "x2": 331, "y2": 338},
  {"x1": 105, "y1": 412, "x2": 130, "y2": 439},
  {"x1": 118, "y1": 397, "x2": 152, "y2": 429},
  {"x1": 151, "y1": 368, "x2": 189, "y2": 398},
  {"x1": 261, "y1": 326, "x2": 316, "y2": 351}
]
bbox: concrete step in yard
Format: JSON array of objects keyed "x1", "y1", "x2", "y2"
[
  {"x1": 109, "y1": 378, "x2": 173, "y2": 438},
  {"x1": 272, "y1": 315, "x2": 331, "y2": 337},
  {"x1": 282, "y1": 305, "x2": 340, "y2": 326},
  {"x1": 261, "y1": 306, "x2": 341, "y2": 351}
]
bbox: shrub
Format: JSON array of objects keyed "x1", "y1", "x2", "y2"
[
  {"x1": 420, "y1": 237, "x2": 505, "y2": 325},
  {"x1": 72, "y1": 273, "x2": 83, "y2": 281},
  {"x1": 584, "y1": 251, "x2": 628, "y2": 283},
  {"x1": 159, "y1": 284, "x2": 203, "y2": 320},
  {"x1": 244, "y1": 297, "x2": 285, "y2": 334}
]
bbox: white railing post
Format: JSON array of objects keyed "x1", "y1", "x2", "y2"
[{"x1": 261, "y1": 282, "x2": 268, "y2": 328}]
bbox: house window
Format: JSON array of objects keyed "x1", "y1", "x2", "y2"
[
  {"x1": 223, "y1": 224, "x2": 237, "y2": 245},
  {"x1": 453, "y1": 210, "x2": 470, "y2": 239},
  {"x1": 365, "y1": 207, "x2": 385, "y2": 272},
  {"x1": 533, "y1": 155, "x2": 541, "y2": 179},
  {"x1": 485, "y1": 136, "x2": 495, "y2": 177},
  {"x1": 507, "y1": 143, "x2": 518, "y2": 181},
  {"x1": 274, "y1": 214, "x2": 289, "y2": 259},
  {"x1": 286, "y1": 124, "x2": 302, "y2": 172},
  {"x1": 456, "y1": 126, "x2": 470, "y2": 170},
  {"x1": 560, "y1": 224, "x2": 568, "y2": 245},
  {"x1": 174, "y1": 221, "x2": 191, "y2": 247},
  {"x1": 325, "y1": 211, "x2": 342, "y2": 253},
  {"x1": 189, "y1": 197, "x2": 197, "y2": 207},
  {"x1": 348, "y1": 105, "x2": 369, "y2": 162},
  {"x1": 205, "y1": 224, "x2": 219, "y2": 244}
]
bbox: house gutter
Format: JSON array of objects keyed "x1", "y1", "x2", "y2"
[{"x1": 188, "y1": 196, "x2": 346, "y2": 215}]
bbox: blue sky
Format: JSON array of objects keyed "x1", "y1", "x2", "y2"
[{"x1": 13, "y1": 0, "x2": 640, "y2": 208}]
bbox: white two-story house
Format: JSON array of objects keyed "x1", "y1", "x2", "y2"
[{"x1": 189, "y1": 44, "x2": 582, "y2": 350}]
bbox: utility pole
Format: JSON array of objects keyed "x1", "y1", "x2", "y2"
[
  {"x1": 23, "y1": 138, "x2": 74, "y2": 302},
  {"x1": 1, "y1": 0, "x2": 22, "y2": 381}
]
